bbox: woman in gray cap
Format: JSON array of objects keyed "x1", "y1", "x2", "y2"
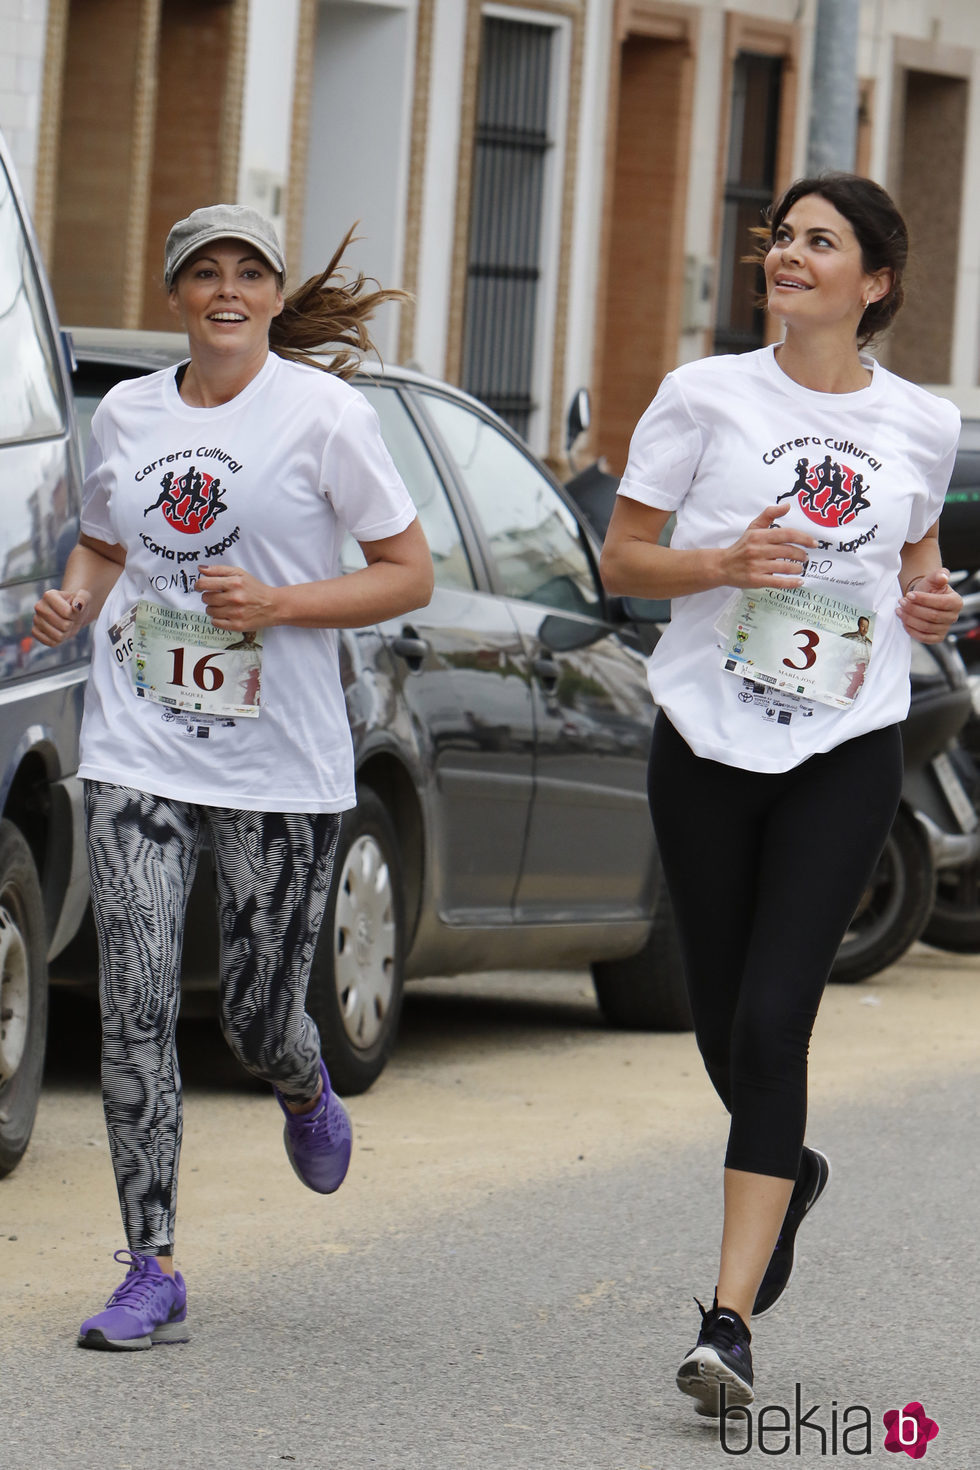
[{"x1": 33, "y1": 204, "x2": 434, "y2": 1350}]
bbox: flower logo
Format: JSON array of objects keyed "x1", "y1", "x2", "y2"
[{"x1": 883, "y1": 1402, "x2": 939, "y2": 1458}]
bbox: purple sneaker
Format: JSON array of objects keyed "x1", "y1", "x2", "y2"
[
  {"x1": 78, "y1": 1251, "x2": 189, "y2": 1351},
  {"x1": 276, "y1": 1058, "x2": 352, "y2": 1194}
]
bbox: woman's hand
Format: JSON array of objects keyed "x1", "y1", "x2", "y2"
[
  {"x1": 719, "y1": 502, "x2": 818, "y2": 589},
  {"x1": 32, "y1": 588, "x2": 91, "y2": 647},
  {"x1": 898, "y1": 567, "x2": 962, "y2": 643},
  {"x1": 197, "y1": 565, "x2": 279, "y2": 631}
]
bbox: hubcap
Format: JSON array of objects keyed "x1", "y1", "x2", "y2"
[
  {"x1": 334, "y1": 835, "x2": 397, "y2": 1051},
  {"x1": 0, "y1": 903, "x2": 30, "y2": 1084}
]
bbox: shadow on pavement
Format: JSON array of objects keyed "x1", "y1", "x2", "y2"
[{"x1": 44, "y1": 970, "x2": 605, "y2": 1095}]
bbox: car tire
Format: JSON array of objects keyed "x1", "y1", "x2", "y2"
[
  {"x1": 0, "y1": 821, "x2": 48, "y2": 1177},
  {"x1": 306, "y1": 790, "x2": 405, "y2": 1096},
  {"x1": 591, "y1": 880, "x2": 692, "y2": 1031},
  {"x1": 831, "y1": 804, "x2": 936, "y2": 984}
]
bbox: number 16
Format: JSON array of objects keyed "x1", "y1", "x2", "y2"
[{"x1": 167, "y1": 646, "x2": 226, "y2": 692}]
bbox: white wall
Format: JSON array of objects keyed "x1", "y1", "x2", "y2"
[
  {"x1": 856, "y1": 0, "x2": 980, "y2": 389},
  {"x1": 301, "y1": 0, "x2": 415, "y2": 362},
  {"x1": 0, "y1": 0, "x2": 48, "y2": 213},
  {"x1": 238, "y1": 0, "x2": 303, "y2": 249},
  {"x1": 413, "y1": 0, "x2": 468, "y2": 379},
  {"x1": 561, "y1": 0, "x2": 612, "y2": 429}
]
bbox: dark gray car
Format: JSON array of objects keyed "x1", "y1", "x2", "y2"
[
  {"x1": 0, "y1": 134, "x2": 91, "y2": 1173},
  {"x1": 65, "y1": 328, "x2": 690, "y2": 1096}
]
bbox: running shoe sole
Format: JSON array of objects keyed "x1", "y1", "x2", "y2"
[
  {"x1": 752, "y1": 1147, "x2": 831, "y2": 1320},
  {"x1": 78, "y1": 1317, "x2": 190, "y2": 1351},
  {"x1": 677, "y1": 1347, "x2": 755, "y2": 1417}
]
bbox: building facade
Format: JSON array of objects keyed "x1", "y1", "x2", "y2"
[{"x1": 4, "y1": 0, "x2": 980, "y2": 469}]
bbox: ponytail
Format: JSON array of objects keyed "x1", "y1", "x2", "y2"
[{"x1": 269, "y1": 225, "x2": 407, "y2": 379}]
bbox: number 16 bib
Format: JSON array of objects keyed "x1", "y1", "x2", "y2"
[{"x1": 131, "y1": 600, "x2": 263, "y2": 718}]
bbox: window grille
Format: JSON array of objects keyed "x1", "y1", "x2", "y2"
[
  {"x1": 462, "y1": 14, "x2": 554, "y2": 438},
  {"x1": 714, "y1": 52, "x2": 782, "y2": 355}
]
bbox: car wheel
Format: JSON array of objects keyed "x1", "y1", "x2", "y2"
[
  {"x1": 919, "y1": 859, "x2": 980, "y2": 953},
  {"x1": 831, "y1": 804, "x2": 936, "y2": 983},
  {"x1": 591, "y1": 878, "x2": 692, "y2": 1031},
  {"x1": 307, "y1": 790, "x2": 405, "y2": 1096},
  {"x1": 0, "y1": 821, "x2": 48, "y2": 1177}
]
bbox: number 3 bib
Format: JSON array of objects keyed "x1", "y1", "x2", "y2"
[
  {"x1": 131, "y1": 600, "x2": 263, "y2": 718},
  {"x1": 718, "y1": 586, "x2": 875, "y2": 709}
]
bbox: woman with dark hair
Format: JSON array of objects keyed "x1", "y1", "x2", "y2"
[
  {"x1": 33, "y1": 205, "x2": 434, "y2": 1350},
  {"x1": 600, "y1": 174, "x2": 960, "y2": 1414}
]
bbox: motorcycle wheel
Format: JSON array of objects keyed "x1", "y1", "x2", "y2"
[
  {"x1": 831, "y1": 805, "x2": 936, "y2": 984},
  {"x1": 920, "y1": 862, "x2": 980, "y2": 952}
]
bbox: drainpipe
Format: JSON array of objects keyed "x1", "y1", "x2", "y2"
[{"x1": 806, "y1": 0, "x2": 860, "y2": 173}]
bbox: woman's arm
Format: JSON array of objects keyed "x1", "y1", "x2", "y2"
[
  {"x1": 599, "y1": 496, "x2": 817, "y2": 600},
  {"x1": 32, "y1": 534, "x2": 127, "y2": 647},
  {"x1": 196, "y1": 517, "x2": 435, "y2": 632},
  {"x1": 897, "y1": 524, "x2": 962, "y2": 643}
]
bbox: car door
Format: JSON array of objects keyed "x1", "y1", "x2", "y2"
[
  {"x1": 355, "y1": 381, "x2": 536, "y2": 922},
  {"x1": 0, "y1": 165, "x2": 84, "y2": 682},
  {"x1": 415, "y1": 389, "x2": 656, "y2": 921}
]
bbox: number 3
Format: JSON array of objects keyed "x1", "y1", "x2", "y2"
[{"x1": 783, "y1": 628, "x2": 819, "y2": 671}]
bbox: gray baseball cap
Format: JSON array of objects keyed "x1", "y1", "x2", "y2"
[{"x1": 164, "y1": 204, "x2": 285, "y2": 288}]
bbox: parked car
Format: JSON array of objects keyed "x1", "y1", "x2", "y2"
[
  {"x1": 63, "y1": 327, "x2": 691, "y2": 1098},
  {"x1": 0, "y1": 133, "x2": 91, "y2": 1174}
]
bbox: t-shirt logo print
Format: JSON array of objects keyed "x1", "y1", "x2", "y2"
[
  {"x1": 144, "y1": 467, "x2": 227, "y2": 535},
  {"x1": 777, "y1": 454, "x2": 871, "y2": 529}
]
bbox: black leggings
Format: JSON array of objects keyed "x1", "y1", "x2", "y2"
[
  {"x1": 648, "y1": 715, "x2": 903, "y2": 1179},
  {"x1": 84, "y1": 781, "x2": 342, "y2": 1256}
]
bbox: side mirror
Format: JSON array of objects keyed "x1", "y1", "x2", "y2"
[{"x1": 566, "y1": 386, "x2": 591, "y2": 451}]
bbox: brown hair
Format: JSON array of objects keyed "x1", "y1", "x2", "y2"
[
  {"x1": 269, "y1": 224, "x2": 408, "y2": 378},
  {"x1": 751, "y1": 173, "x2": 908, "y2": 347}
]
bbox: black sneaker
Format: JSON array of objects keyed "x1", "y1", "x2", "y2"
[
  {"x1": 752, "y1": 1146, "x2": 831, "y2": 1319},
  {"x1": 676, "y1": 1296, "x2": 754, "y2": 1417}
]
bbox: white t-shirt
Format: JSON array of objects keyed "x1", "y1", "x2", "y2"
[
  {"x1": 618, "y1": 345, "x2": 960, "y2": 772},
  {"x1": 78, "y1": 353, "x2": 417, "y2": 811}
]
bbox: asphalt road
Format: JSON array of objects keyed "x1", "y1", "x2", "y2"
[{"x1": 1, "y1": 948, "x2": 977, "y2": 1470}]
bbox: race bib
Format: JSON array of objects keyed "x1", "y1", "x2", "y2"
[
  {"x1": 131, "y1": 600, "x2": 262, "y2": 718},
  {"x1": 107, "y1": 603, "x2": 137, "y2": 667},
  {"x1": 719, "y1": 586, "x2": 875, "y2": 709}
]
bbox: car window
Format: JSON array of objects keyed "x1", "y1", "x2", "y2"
[
  {"x1": 72, "y1": 365, "x2": 152, "y2": 459},
  {"x1": 419, "y1": 391, "x2": 601, "y2": 616},
  {"x1": 73, "y1": 390, "x2": 102, "y2": 457},
  {"x1": 0, "y1": 160, "x2": 64, "y2": 445},
  {"x1": 354, "y1": 381, "x2": 476, "y2": 591}
]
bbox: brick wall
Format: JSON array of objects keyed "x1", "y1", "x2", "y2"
[
  {"x1": 597, "y1": 32, "x2": 694, "y2": 475},
  {"x1": 0, "y1": 0, "x2": 49, "y2": 212},
  {"x1": 141, "y1": 0, "x2": 237, "y2": 328},
  {"x1": 49, "y1": 0, "x2": 151, "y2": 327},
  {"x1": 888, "y1": 68, "x2": 969, "y2": 384}
]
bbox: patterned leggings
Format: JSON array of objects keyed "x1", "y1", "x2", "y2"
[{"x1": 84, "y1": 781, "x2": 342, "y2": 1256}]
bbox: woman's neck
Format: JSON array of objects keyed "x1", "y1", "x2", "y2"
[
  {"x1": 773, "y1": 330, "x2": 872, "y2": 394},
  {"x1": 178, "y1": 345, "x2": 270, "y2": 407}
]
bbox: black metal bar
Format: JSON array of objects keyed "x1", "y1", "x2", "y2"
[{"x1": 462, "y1": 14, "x2": 552, "y2": 430}]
